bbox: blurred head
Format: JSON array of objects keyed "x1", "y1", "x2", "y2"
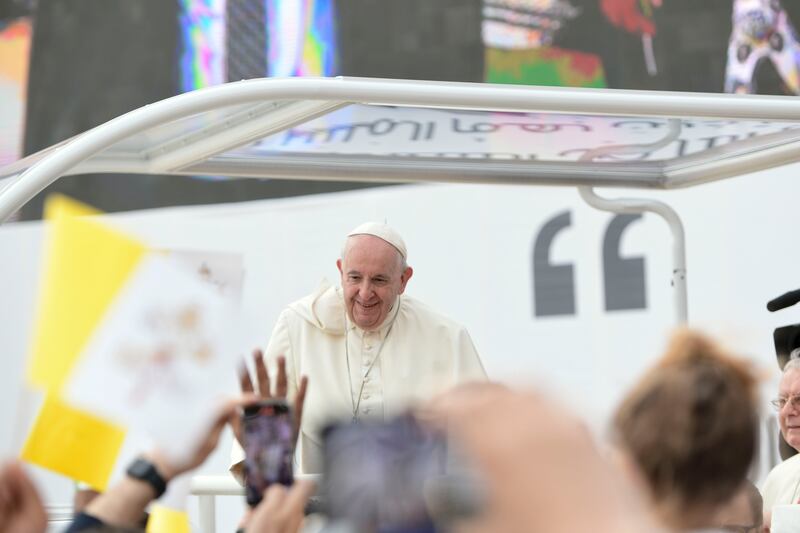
[
  {"x1": 714, "y1": 481, "x2": 762, "y2": 533},
  {"x1": 777, "y1": 359, "x2": 800, "y2": 451},
  {"x1": 337, "y1": 232, "x2": 412, "y2": 331},
  {"x1": 612, "y1": 329, "x2": 759, "y2": 529}
]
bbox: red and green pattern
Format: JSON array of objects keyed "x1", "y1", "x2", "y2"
[{"x1": 486, "y1": 46, "x2": 607, "y2": 88}]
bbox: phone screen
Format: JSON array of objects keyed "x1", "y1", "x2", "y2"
[
  {"x1": 242, "y1": 400, "x2": 294, "y2": 506},
  {"x1": 321, "y1": 414, "x2": 447, "y2": 532}
]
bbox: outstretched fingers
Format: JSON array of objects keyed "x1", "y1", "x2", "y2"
[
  {"x1": 253, "y1": 349, "x2": 271, "y2": 399},
  {"x1": 275, "y1": 356, "x2": 288, "y2": 398},
  {"x1": 239, "y1": 357, "x2": 255, "y2": 395}
]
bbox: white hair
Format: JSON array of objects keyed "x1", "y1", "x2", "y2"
[{"x1": 784, "y1": 357, "x2": 800, "y2": 374}]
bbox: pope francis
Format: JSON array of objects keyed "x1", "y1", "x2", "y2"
[{"x1": 231, "y1": 222, "x2": 487, "y2": 477}]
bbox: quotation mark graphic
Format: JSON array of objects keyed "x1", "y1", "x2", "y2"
[{"x1": 533, "y1": 211, "x2": 646, "y2": 317}]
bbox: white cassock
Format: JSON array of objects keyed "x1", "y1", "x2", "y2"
[
  {"x1": 762, "y1": 452, "x2": 800, "y2": 512},
  {"x1": 230, "y1": 279, "x2": 487, "y2": 479}
]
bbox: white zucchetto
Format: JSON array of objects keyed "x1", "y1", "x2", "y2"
[{"x1": 347, "y1": 222, "x2": 407, "y2": 260}]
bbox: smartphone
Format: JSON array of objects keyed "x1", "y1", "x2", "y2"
[
  {"x1": 321, "y1": 414, "x2": 469, "y2": 533},
  {"x1": 242, "y1": 399, "x2": 294, "y2": 506}
]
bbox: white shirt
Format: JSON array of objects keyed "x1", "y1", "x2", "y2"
[
  {"x1": 762, "y1": 452, "x2": 800, "y2": 511},
  {"x1": 231, "y1": 280, "x2": 487, "y2": 477}
]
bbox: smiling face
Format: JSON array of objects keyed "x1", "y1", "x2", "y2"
[
  {"x1": 779, "y1": 368, "x2": 800, "y2": 450},
  {"x1": 337, "y1": 235, "x2": 412, "y2": 331}
]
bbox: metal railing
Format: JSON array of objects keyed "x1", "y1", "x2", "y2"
[
  {"x1": 190, "y1": 473, "x2": 320, "y2": 533},
  {"x1": 191, "y1": 475, "x2": 245, "y2": 533}
]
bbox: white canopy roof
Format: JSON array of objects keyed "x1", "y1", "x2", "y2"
[{"x1": 3, "y1": 76, "x2": 800, "y2": 221}]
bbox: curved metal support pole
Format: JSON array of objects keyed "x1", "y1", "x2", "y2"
[
  {"x1": 577, "y1": 119, "x2": 688, "y2": 324},
  {"x1": 579, "y1": 186, "x2": 687, "y2": 324},
  {"x1": 0, "y1": 88, "x2": 342, "y2": 223}
]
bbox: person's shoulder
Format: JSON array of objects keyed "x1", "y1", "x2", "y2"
[
  {"x1": 401, "y1": 295, "x2": 468, "y2": 332},
  {"x1": 287, "y1": 281, "x2": 333, "y2": 311},
  {"x1": 283, "y1": 280, "x2": 346, "y2": 334},
  {"x1": 762, "y1": 451, "x2": 800, "y2": 510},
  {"x1": 775, "y1": 451, "x2": 800, "y2": 471},
  {"x1": 764, "y1": 451, "x2": 800, "y2": 486}
]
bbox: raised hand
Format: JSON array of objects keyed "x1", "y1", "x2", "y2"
[
  {"x1": 245, "y1": 480, "x2": 316, "y2": 533},
  {"x1": 233, "y1": 349, "x2": 308, "y2": 447}
]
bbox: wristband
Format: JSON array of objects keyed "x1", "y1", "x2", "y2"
[{"x1": 126, "y1": 457, "x2": 168, "y2": 499}]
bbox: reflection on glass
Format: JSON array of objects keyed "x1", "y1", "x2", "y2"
[{"x1": 244, "y1": 104, "x2": 800, "y2": 163}]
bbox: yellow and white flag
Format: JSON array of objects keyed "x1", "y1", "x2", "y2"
[
  {"x1": 21, "y1": 195, "x2": 241, "y2": 505},
  {"x1": 22, "y1": 195, "x2": 142, "y2": 490},
  {"x1": 64, "y1": 250, "x2": 238, "y2": 461}
]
